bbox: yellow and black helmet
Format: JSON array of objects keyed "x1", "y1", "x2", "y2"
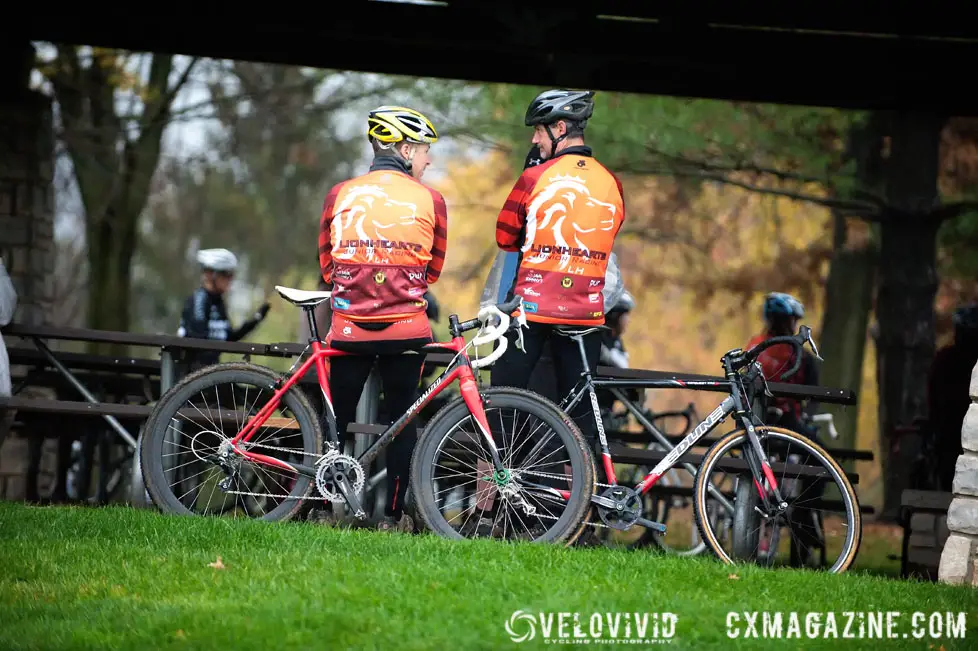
[{"x1": 367, "y1": 106, "x2": 439, "y2": 145}]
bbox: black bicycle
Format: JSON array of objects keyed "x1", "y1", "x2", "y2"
[{"x1": 551, "y1": 322, "x2": 862, "y2": 573}]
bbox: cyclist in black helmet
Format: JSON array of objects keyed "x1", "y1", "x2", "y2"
[{"x1": 492, "y1": 88, "x2": 626, "y2": 451}]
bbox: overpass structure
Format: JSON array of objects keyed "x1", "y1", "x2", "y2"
[{"x1": 12, "y1": 0, "x2": 978, "y2": 114}]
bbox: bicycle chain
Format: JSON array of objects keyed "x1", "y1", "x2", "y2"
[
  {"x1": 218, "y1": 439, "x2": 337, "y2": 501},
  {"x1": 218, "y1": 443, "x2": 624, "y2": 529}
]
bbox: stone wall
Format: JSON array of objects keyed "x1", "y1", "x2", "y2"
[
  {"x1": 903, "y1": 490, "x2": 953, "y2": 579},
  {"x1": 1, "y1": 43, "x2": 57, "y2": 502},
  {"x1": 939, "y1": 362, "x2": 978, "y2": 585},
  {"x1": 0, "y1": 90, "x2": 55, "y2": 327}
]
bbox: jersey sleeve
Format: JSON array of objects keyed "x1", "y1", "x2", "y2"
[
  {"x1": 178, "y1": 289, "x2": 210, "y2": 339},
  {"x1": 495, "y1": 170, "x2": 537, "y2": 251},
  {"x1": 426, "y1": 188, "x2": 448, "y2": 284},
  {"x1": 319, "y1": 182, "x2": 344, "y2": 286}
]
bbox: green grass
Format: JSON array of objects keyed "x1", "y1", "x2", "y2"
[{"x1": 1, "y1": 502, "x2": 976, "y2": 650}]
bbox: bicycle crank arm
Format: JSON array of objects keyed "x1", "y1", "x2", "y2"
[
  {"x1": 590, "y1": 494, "x2": 619, "y2": 509},
  {"x1": 334, "y1": 475, "x2": 367, "y2": 520},
  {"x1": 634, "y1": 517, "x2": 667, "y2": 534}
]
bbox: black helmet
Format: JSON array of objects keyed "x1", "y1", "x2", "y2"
[{"x1": 525, "y1": 89, "x2": 595, "y2": 128}]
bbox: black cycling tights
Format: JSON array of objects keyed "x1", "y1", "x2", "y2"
[
  {"x1": 328, "y1": 353, "x2": 425, "y2": 520},
  {"x1": 490, "y1": 321, "x2": 601, "y2": 447}
]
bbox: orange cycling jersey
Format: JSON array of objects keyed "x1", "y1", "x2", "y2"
[
  {"x1": 319, "y1": 158, "x2": 448, "y2": 323},
  {"x1": 495, "y1": 146, "x2": 625, "y2": 325}
]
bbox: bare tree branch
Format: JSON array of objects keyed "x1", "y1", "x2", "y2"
[
  {"x1": 617, "y1": 163, "x2": 881, "y2": 217},
  {"x1": 932, "y1": 200, "x2": 978, "y2": 223},
  {"x1": 642, "y1": 144, "x2": 829, "y2": 187}
]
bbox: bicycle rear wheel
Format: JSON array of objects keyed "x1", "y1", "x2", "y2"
[
  {"x1": 140, "y1": 362, "x2": 322, "y2": 522},
  {"x1": 693, "y1": 425, "x2": 862, "y2": 573},
  {"x1": 411, "y1": 387, "x2": 595, "y2": 545}
]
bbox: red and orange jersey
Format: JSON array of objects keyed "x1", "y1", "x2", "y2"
[
  {"x1": 319, "y1": 165, "x2": 448, "y2": 322},
  {"x1": 496, "y1": 150, "x2": 625, "y2": 325}
]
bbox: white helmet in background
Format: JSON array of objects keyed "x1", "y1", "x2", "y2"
[{"x1": 197, "y1": 248, "x2": 238, "y2": 273}]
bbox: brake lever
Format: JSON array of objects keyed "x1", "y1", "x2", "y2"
[
  {"x1": 756, "y1": 361, "x2": 774, "y2": 398},
  {"x1": 513, "y1": 297, "x2": 528, "y2": 352},
  {"x1": 805, "y1": 331, "x2": 823, "y2": 361}
]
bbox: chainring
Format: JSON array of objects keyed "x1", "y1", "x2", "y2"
[
  {"x1": 596, "y1": 485, "x2": 644, "y2": 530},
  {"x1": 314, "y1": 452, "x2": 366, "y2": 503}
]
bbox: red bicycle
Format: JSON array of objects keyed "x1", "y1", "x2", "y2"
[{"x1": 139, "y1": 286, "x2": 595, "y2": 544}]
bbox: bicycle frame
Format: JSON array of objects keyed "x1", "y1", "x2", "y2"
[
  {"x1": 559, "y1": 337, "x2": 786, "y2": 513},
  {"x1": 225, "y1": 308, "x2": 508, "y2": 511}
]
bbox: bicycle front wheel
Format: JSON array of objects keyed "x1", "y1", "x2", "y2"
[
  {"x1": 411, "y1": 387, "x2": 596, "y2": 545},
  {"x1": 693, "y1": 425, "x2": 862, "y2": 573}
]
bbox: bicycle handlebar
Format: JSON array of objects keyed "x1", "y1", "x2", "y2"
[
  {"x1": 734, "y1": 324, "x2": 822, "y2": 379},
  {"x1": 467, "y1": 295, "x2": 527, "y2": 370}
]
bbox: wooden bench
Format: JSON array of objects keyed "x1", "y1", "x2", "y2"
[
  {"x1": 2, "y1": 321, "x2": 862, "y2": 513},
  {"x1": 0, "y1": 396, "x2": 304, "y2": 432},
  {"x1": 900, "y1": 489, "x2": 953, "y2": 580}
]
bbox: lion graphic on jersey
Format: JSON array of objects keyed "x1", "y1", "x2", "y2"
[
  {"x1": 522, "y1": 173, "x2": 618, "y2": 271},
  {"x1": 330, "y1": 184, "x2": 418, "y2": 262}
]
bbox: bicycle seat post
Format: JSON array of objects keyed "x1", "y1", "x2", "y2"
[
  {"x1": 305, "y1": 306, "x2": 320, "y2": 344},
  {"x1": 572, "y1": 334, "x2": 593, "y2": 383}
]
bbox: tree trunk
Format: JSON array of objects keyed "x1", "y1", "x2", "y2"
[
  {"x1": 818, "y1": 213, "x2": 876, "y2": 452},
  {"x1": 876, "y1": 111, "x2": 946, "y2": 521},
  {"x1": 87, "y1": 200, "x2": 138, "y2": 354},
  {"x1": 817, "y1": 117, "x2": 883, "y2": 455}
]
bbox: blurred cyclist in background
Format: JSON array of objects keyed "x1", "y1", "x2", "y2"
[
  {"x1": 746, "y1": 292, "x2": 820, "y2": 438},
  {"x1": 176, "y1": 248, "x2": 270, "y2": 378}
]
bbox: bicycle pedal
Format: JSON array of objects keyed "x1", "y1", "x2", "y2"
[{"x1": 635, "y1": 517, "x2": 667, "y2": 534}]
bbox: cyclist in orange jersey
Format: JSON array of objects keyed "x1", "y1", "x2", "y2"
[
  {"x1": 490, "y1": 89, "x2": 626, "y2": 448},
  {"x1": 318, "y1": 105, "x2": 448, "y2": 532}
]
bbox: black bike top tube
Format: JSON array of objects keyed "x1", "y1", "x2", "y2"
[{"x1": 589, "y1": 377, "x2": 734, "y2": 390}]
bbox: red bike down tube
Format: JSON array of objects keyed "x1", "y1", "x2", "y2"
[{"x1": 226, "y1": 320, "x2": 499, "y2": 477}]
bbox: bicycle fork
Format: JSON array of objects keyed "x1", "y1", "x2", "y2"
[
  {"x1": 459, "y1": 366, "x2": 541, "y2": 515},
  {"x1": 742, "y1": 418, "x2": 788, "y2": 514}
]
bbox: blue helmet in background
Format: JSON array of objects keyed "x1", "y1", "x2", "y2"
[{"x1": 763, "y1": 292, "x2": 804, "y2": 320}]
